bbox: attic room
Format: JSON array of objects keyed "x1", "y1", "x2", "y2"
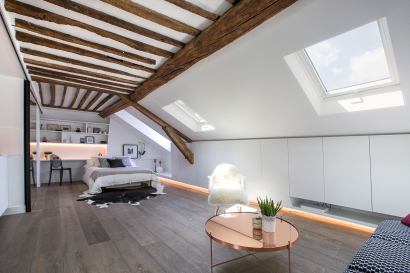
[{"x1": 1, "y1": 0, "x2": 410, "y2": 272}]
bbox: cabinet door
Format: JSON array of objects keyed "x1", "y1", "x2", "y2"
[
  {"x1": 370, "y1": 135, "x2": 410, "y2": 217},
  {"x1": 288, "y1": 138, "x2": 324, "y2": 202},
  {"x1": 323, "y1": 136, "x2": 371, "y2": 211}
]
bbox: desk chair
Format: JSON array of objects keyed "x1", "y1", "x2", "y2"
[
  {"x1": 30, "y1": 154, "x2": 35, "y2": 186},
  {"x1": 49, "y1": 154, "x2": 72, "y2": 186}
]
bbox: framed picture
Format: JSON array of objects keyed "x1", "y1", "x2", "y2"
[
  {"x1": 93, "y1": 128, "x2": 100, "y2": 133},
  {"x1": 30, "y1": 122, "x2": 36, "y2": 129},
  {"x1": 47, "y1": 124, "x2": 59, "y2": 131},
  {"x1": 85, "y1": 136, "x2": 94, "y2": 144},
  {"x1": 123, "y1": 144, "x2": 138, "y2": 159},
  {"x1": 80, "y1": 138, "x2": 85, "y2": 143},
  {"x1": 60, "y1": 125, "x2": 71, "y2": 132}
]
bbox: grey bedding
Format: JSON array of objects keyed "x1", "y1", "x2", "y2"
[{"x1": 90, "y1": 166, "x2": 154, "y2": 182}]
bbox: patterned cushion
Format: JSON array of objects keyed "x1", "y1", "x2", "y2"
[
  {"x1": 115, "y1": 156, "x2": 132, "y2": 167},
  {"x1": 371, "y1": 220, "x2": 410, "y2": 246},
  {"x1": 98, "y1": 157, "x2": 112, "y2": 168},
  {"x1": 348, "y1": 237, "x2": 410, "y2": 273}
]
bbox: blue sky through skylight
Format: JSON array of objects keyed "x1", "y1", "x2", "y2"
[{"x1": 305, "y1": 21, "x2": 390, "y2": 91}]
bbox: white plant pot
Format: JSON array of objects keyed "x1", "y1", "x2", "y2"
[
  {"x1": 262, "y1": 215, "x2": 277, "y2": 233},
  {"x1": 156, "y1": 166, "x2": 163, "y2": 173}
]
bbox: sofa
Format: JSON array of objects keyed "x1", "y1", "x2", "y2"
[{"x1": 344, "y1": 220, "x2": 410, "y2": 273}]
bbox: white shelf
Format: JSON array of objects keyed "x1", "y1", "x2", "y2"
[
  {"x1": 62, "y1": 132, "x2": 109, "y2": 136},
  {"x1": 30, "y1": 129, "x2": 61, "y2": 133}
]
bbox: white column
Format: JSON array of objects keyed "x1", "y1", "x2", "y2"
[{"x1": 36, "y1": 105, "x2": 41, "y2": 187}]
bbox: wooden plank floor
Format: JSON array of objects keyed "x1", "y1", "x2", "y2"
[{"x1": 0, "y1": 181, "x2": 372, "y2": 273}]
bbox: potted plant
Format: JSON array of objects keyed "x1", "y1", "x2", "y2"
[
  {"x1": 32, "y1": 151, "x2": 36, "y2": 160},
  {"x1": 257, "y1": 196, "x2": 283, "y2": 233},
  {"x1": 44, "y1": 151, "x2": 53, "y2": 160},
  {"x1": 138, "y1": 142, "x2": 146, "y2": 159}
]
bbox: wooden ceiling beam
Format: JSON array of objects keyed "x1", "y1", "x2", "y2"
[
  {"x1": 27, "y1": 67, "x2": 135, "y2": 91},
  {"x1": 78, "y1": 90, "x2": 92, "y2": 109},
  {"x1": 129, "y1": 0, "x2": 298, "y2": 102},
  {"x1": 225, "y1": 0, "x2": 241, "y2": 5},
  {"x1": 61, "y1": 86, "x2": 67, "y2": 107},
  {"x1": 5, "y1": 0, "x2": 177, "y2": 56},
  {"x1": 164, "y1": 0, "x2": 218, "y2": 21},
  {"x1": 21, "y1": 48, "x2": 147, "y2": 79},
  {"x1": 31, "y1": 76, "x2": 126, "y2": 96},
  {"x1": 93, "y1": 94, "x2": 115, "y2": 111},
  {"x1": 38, "y1": 82, "x2": 44, "y2": 105},
  {"x1": 14, "y1": 19, "x2": 156, "y2": 65},
  {"x1": 45, "y1": 105, "x2": 98, "y2": 113},
  {"x1": 163, "y1": 125, "x2": 194, "y2": 164},
  {"x1": 24, "y1": 59, "x2": 140, "y2": 86},
  {"x1": 49, "y1": 83, "x2": 56, "y2": 106},
  {"x1": 69, "y1": 88, "x2": 80, "y2": 108},
  {"x1": 99, "y1": 0, "x2": 200, "y2": 36},
  {"x1": 16, "y1": 31, "x2": 156, "y2": 74},
  {"x1": 85, "y1": 93, "x2": 103, "y2": 111},
  {"x1": 29, "y1": 71, "x2": 133, "y2": 93}
]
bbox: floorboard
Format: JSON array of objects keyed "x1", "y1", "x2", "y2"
[{"x1": 0, "y1": 181, "x2": 372, "y2": 273}]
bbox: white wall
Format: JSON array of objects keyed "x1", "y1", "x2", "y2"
[{"x1": 0, "y1": 75, "x2": 25, "y2": 215}]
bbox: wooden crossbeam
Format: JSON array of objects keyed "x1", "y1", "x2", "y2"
[
  {"x1": 69, "y1": 88, "x2": 80, "y2": 108},
  {"x1": 99, "y1": 0, "x2": 200, "y2": 36},
  {"x1": 93, "y1": 94, "x2": 115, "y2": 111},
  {"x1": 27, "y1": 67, "x2": 135, "y2": 91},
  {"x1": 44, "y1": 105, "x2": 99, "y2": 113},
  {"x1": 16, "y1": 32, "x2": 156, "y2": 74},
  {"x1": 78, "y1": 90, "x2": 92, "y2": 109},
  {"x1": 31, "y1": 77, "x2": 126, "y2": 96},
  {"x1": 85, "y1": 93, "x2": 103, "y2": 111},
  {"x1": 21, "y1": 48, "x2": 147, "y2": 80},
  {"x1": 29, "y1": 71, "x2": 133, "y2": 93},
  {"x1": 61, "y1": 86, "x2": 67, "y2": 107},
  {"x1": 164, "y1": 0, "x2": 218, "y2": 21},
  {"x1": 38, "y1": 83, "x2": 44, "y2": 105},
  {"x1": 15, "y1": 19, "x2": 156, "y2": 65},
  {"x1": 5, "y1": 0, "x2": 179, "y2": 55},
  {"x1": 49, "y1": 83, "x2": 56, "y2": 106},
  {"x1": 30, "y1": 101, "x2": 36, "y2": 106},
  {"x1": 25, "y1": 59, "x2": 140, "y2": 86},
  {"x1": 163, "y1": 125, "x2": 194, "y2": 164}
]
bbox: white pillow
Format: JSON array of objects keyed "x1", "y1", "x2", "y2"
[
  {"x1": 84, "y1": 160, "x2": 95, "y2": 170},
  {"x1": 130, "y1": 159, "x2": 137, "y2": 167},
  {"x1": 91, "y1": 156, "x2": 112, "y2": 167}
]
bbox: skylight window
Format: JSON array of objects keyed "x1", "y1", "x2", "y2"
[
  {"x1": 163, "y1": 100, "x2": 215, "y2": 132},
  {"x1": 284, "y1": 17, "x2": 403, "y2": 115}
]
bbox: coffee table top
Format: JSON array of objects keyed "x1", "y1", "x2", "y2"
[{"x1": 205, "y1": 212, "x2": 298, "y2": 252}]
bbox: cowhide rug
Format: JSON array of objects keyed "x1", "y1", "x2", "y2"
[{"x1": 77, "y1": 186, "x2": 161, "y2": 208}]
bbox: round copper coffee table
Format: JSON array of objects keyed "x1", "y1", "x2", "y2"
[{"x1": 205, "y1": 212, "x2": 299, "y2": 273}]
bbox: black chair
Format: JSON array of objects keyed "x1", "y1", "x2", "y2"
[
  {"x1": 49, "y1": 154, "x2": 72, "y2": 186},
  {"x1": 30, "y1": 154, "x2": 35, "y2": 186}
]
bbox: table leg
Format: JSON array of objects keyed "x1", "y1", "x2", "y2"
[
  {"x1": 288, "y1": 240, "x2": 291, "y2": 273},
  {"x1": 210, "y1": 232, "x2": 213, "y2": 273}
]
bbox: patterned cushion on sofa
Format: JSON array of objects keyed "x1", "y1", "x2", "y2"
[
  {"x1": 348, "y1": 237, "x2": 410, "y2": 273},
  {"x1": 371, "y1": 220, "x2": 410, "y2": 246}
]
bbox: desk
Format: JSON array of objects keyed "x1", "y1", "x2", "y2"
[{"x1": 35, "y1": 159, "x2": 88, "y2": 185}]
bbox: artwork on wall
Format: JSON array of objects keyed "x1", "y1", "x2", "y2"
[
  {"x1": 47, "y1": 124, "x2": 59, "y2": 131},
  {"x1": 86, "y1": 136, "x2": 94, "y2": 144},
  {"x1": 123, "y1": 144, "x2": 138, "y2": 159},
  {"x1": 60, "y1": 125, "x2": 71, "y2": 132},
  {"x1": 93, "y1": 128, "x2": 100, "y2": 133},
  {"x1": 30, "y1": 122, "x2": 36, "y2": 129},
  {"x1": 80, "y1": 138, "x2": 85, "y2": 143}
]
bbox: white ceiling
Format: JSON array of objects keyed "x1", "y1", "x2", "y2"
[{"x1": 135, "y1": 0, "x2": 410, "y2": 141}]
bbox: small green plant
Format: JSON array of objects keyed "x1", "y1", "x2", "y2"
[
  {"x1": 44, "y1": 151, "x2": 53, "y2": 155},
  {"x1": 32, "y1": 151, "x2": 37, "y2": 155},
  {"x1": 257, "y1": 196, "x2": 283, "y2": 217},
  {"x1": 138, "y1": 142, "x2": 146, "y2": 156}
]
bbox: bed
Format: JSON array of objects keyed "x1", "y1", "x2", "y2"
[{"x1": 82, "y1": 157, "x2": 163, "y2": 194}]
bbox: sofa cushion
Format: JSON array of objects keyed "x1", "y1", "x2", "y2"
[
  {"x1": 348, "y1": 237, "x2": 410, "y2": 273},
  {"x1": 402, "y1": 213, "x2": 410, "y2": 227},
  {"x1": 371, "y1": 220, "x2": 410, "y2": 246}
]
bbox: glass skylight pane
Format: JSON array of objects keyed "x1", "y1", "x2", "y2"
[
  {"x1": 175, "y1": 100, "x2": 206, "y2": 123},
  {"x1": 305, "y1": 21, "x2": 391, "y2": 91}
]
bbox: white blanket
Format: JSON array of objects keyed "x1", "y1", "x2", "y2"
[{"x1": 83, "y1": 166, "x2": 163, "y2": 194}]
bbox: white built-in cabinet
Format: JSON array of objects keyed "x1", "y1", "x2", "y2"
[
  {"x1": 370, "y1": 135, "x2": 410, "y2": 217},
  {"x1": 323, "y1": 136, "x2": 371, "y2": 211},
  {"x1": 288, "y1": 138, "x2": 324, "y2": 202}
]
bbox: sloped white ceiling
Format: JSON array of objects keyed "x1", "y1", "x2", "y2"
[{"x1": 134, "y1": 0, "x2": 410, "y2": 141}]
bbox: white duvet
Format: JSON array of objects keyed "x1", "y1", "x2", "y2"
[{"x1": 83, "y1": 166, "x2": 163, "y2": 194}]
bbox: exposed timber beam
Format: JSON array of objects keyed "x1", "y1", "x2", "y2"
[
  {"x1": 101, "y1": 0, "x2": 298, "y2": 116},
  {"x1": 98, "y1": 0, "x2": 200, "y2": 36},
  {"x1": 69, "y1": 88, "x2": 80, "y2": 108},
  {"x1": 164, "y1": 0, "x2": 218, "y2": 21},
  {"x1": 78, "y1": 90, "x2": 92, "y2": 109},
  {"x1": 29, "y1": 71, "x2": 133, "y2": 93},
  {"x1": 5, "y1": 0, "x2": 180, "y2": 53},
  {"x1": 225, "y1": 0, "x2": 241, "y2": 5},
  {"x1": 38, "y1": 82, "x2": 44, "y2": 105},
  {"x1": 94, "y1": 94, "x2": 114, "y2": 111},
  {"x1": 25, "y1": 59, "x2": 140, "y2": 85},
  {"x1": 27, "y1": 67, "x2": 135, "y2": 90},
  {"x1": 30, "y1": 101, "x2": 36, "y2": 106},
  {"x1": 163, "y1": 125, "x2": 194, "y2": 164},
  {"x1": 21, "y1": 48, "x2": 147, "y2": 79},
  {"x1": 49, "y1": 83, "x2": 56, "y2": 106},
  {"x1": 61, "y1": 86, "x2": 67, "y2": 107},
  {"x1": 44, "y1": 105, "x2": 98, "y2": 113},
  {"x1": 14, "y1": 19, "x2": 156, "y2": 65},
  {"x1": 115, "y1": 94, "x2": 194, "y2": 163},
  {"x1": 16, "y1": 32, "x2": 156, "y2": 74},
  {"x1": 85, "y1": 93, "x2": 103, "y2": 111},
  {"x1": 31, "y1": 76, "x2": 126, "y2": 96}
]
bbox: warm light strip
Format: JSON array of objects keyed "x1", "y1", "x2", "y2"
[
  {"x1": 30, "y1": 142, "x2": 107, "y2": 146},
  {"x1": 159, "y1": 178, "x2": 376, "y2": 233}
]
